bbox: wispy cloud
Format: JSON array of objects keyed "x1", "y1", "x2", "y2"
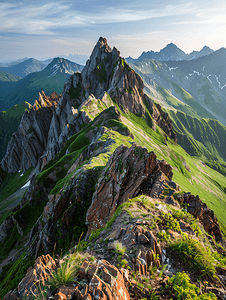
[{"x1": 0, "y1": 1, "x2": 199, "y2": 36}]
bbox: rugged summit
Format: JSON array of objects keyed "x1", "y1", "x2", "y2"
[
  {"x1": 1, "y1": 37, "x2": 176, "y2": 174},
  {"x1": 1, "y1": 91, "x2": 60, "y2": 173}
]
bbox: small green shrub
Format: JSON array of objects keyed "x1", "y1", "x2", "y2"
[
  {"x1": 169, "y1": 236, "x2": 216, "y2": 277},
  {"x1": 157, "y1": 231, "x2": 170, "y2": 242},
  {"x1": 165, "y1": 272, "x2": 217, "y2": 299},
  {"x1": 115, "y1": 242, "x2": 126, "y2": 256},
  {"x1": 191, "y1": 222, "x2": 202, "y2": 237},
  {"x1": 161, "y1": 212, "x2": 181, "y2": 233},
  {"x1": 89, "y1": 228, "x2": 102, "y2": 241}
]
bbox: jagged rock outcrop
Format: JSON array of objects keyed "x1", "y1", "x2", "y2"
[
  {"x1": 3, "y1": 255, "x2": 56, "y2": 300},
  {"x1": 3, "y1": 255, "x2": 130, "y2": 300},
  {"x1": 176, "y1": 193, "x2": 222, "y2": 241},
  {"x1": 86, "y1": 143, "x2": 173, "y2": 234},
  {"x1": 1, "y1": 91, "x2": 60, "y2": 173}
]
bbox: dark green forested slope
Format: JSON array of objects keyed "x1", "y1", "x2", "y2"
[{"x1": 0, "y1": 102, "x2": 32, "y2": 160}]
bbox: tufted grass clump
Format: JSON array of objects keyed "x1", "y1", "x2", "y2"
[
  {"x1": 48, "y1": 260, "x2": 77, "y2": 290},
  {"x1": 169, "y1": 235, "x2": 216, "y2": 278},
  {"x1": 165, "y1": 272, "x2": 217, "y2": 299}
]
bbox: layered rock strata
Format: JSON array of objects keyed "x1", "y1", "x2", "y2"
[
  {"x1": 1, "y1": 91, "x2": 60, "y2": 173},
  {"x1": 86, "y1": 143, "x2": 173, "y2": 234},
  {"x1": 176, "y1": 192, "x2": 222, "y2": 241}
]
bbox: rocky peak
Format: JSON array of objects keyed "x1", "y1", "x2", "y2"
[
  {"x1": 1, "y1": 37, "x2": 176, "y2": 174},
  {"x1": 33, "y1": 91, "x2": 59, "y2": 111},
  {"x1": 0, "y1": 91, "x2": 60, "y2": 173}
]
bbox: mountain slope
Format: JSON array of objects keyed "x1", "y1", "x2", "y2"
[
  {"x1": 0, "y1": 72, "x2": 21, "y2": 109},
  {"x1": 0, "y1": 58, "x2": 46, "y2": 78},
  {"x1": 167, "y1": 109, "x2": 226, "y2": 173},
  {"x1": 1, "y1": 58, "x2": 84, "y2": 110},
  {"x1": 129, "y1": 51, "x2": 226, "y2": 125},
  {"x1": 0, "y1": 37, "x2": 226, "y2": 299},
  {"x1": 0, "y1": 102, "x2": 32, "y2": 161}
]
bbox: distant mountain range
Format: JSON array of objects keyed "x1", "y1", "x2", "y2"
[
  {"x1": 126, "y1": 43, "x2": 214, "y2": 63},
  {"x1": 0, "y1": 58, "x2": 47, "y2": 78},
  {"x1": 0, "y1": 57, "x2": 84, "y2": 110},
  {"x1": 129, "y1": 48, "x2": 226, "y2": 126}
]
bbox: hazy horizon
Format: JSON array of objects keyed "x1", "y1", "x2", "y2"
[{"x1": 1, "y1": 0, "x2": 226, "y2": 61}]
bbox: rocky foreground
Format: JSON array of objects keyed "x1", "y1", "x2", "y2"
[{"x1": 2, "y1": 144, "x2": 226, "y2": 300}]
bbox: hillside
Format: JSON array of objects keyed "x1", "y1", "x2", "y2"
[
  {"x1": 129, "y1": 49, "x2": 226, "y2": 126},
  {"x1": 0, "y1": 58, "x2": 46, "y2": 78},
  {"x1": 0, "y1": 72, "x2": 21, "y2": 109},
  {"x1": 0, "y1": 38, "x2": 226, "y2": 299},
  {"x1": 1, "y1": 58, "x2": 84, "y2": 110},
  {"x1": 167, "y1": 110, "x2": 226, "y2": 175},
  {"x1": 0, "y1": 102, "x2": 32, "y2": 160}
]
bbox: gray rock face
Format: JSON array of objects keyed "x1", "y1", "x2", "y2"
[
  {"x1": 1, "y1": 91, "x2": 59, "y2": 173},
  {"x1": 81, "y1": 37, "x2": 146, "y2": 116}
]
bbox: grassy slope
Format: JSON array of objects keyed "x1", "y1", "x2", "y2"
[
  {"x1": 167, "y1": 109, "x2": 226, "y2": 175},
  {"x1": 0, "y1": 72, "x2": 21, "y2": 110},
  {"x1": 34, "y1": 97, "x2": 226, "y2": 228},
  {"x1": 0, "y1": 102, "x2": 32, "y2": 160}
]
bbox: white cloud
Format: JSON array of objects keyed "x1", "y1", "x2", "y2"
[{"x1": 0, "y1": 1, "x2": 200, "y2": 36}]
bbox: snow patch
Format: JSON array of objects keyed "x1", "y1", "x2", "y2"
[
  {"x1": 207, "y1": 74, "x2": 212, "y2": 83},
  {"x1": 169, "y1": 67, "x2": 178, "y2": 71},
  {"x1": 215, "y1": 75, "x2": 226, "y2": 89},
  {"x1": 21, "y1": 180, "x2": 31, "y2": 189},
  {"x1": 188, "y1": 70, "x2": 205, "y2": 77}
]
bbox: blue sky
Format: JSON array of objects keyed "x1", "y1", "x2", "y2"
[{"x1": 1, "y1": 0, "x2": 226, "y2": 61}]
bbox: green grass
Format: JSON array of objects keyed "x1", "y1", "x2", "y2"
[
  {"x1": 167, "y1": 109, "x2": 226, "y2": 165},
  {"x1": 0, "y1": 102, "x2": 32, "y2": 160},
  {"x1": 165, "y1": 272, "x2": 217, "y2": 299},
  {"x1": 0, "y1": 167, "x2": 33, "y2": 215},
  {"x1": 0, "y1": 253, "x2": 35, "y2": 298},
  {"x1": 169, "y1": 235, "x2": 216, "y2": 278}
]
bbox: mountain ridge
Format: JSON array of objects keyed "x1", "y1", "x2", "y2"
[
  {"x1": 0, "y1": 37, "x2": 226, "y2": 299},
  {"x1": 126, "y1": 43, "x2": 214, "y2": 63},
  {"x1": 0, "y1": 57, "x2": 84, "y2": 111}
]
